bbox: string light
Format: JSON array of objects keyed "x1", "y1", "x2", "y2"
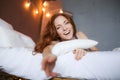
[
  {"x1": 24, "y1": 0, "x2": 64, "y2": 16},
  {"x1": 33, "y1": 8, "x2": 39, "y2": 16},
  {"x1": 42, "y1": 7, "x2": 46, "y2": 12},
  {"x1": 24, "y1": 0, "x2": 39, "y2": 15},
  {"x1": 25, "y1": 2, "x2": 31, "y2": 8},
  {"x1": 24, "y1": 0, "x2": 31, "y2": 9},
  {"x1": 42, "y1": 1, "x2": 49, "y2": 13},
  {"x1": 35, "y1": 9, "x2": 39, "y2": 14},
  {"x1": 46, "y1": 12, "x2": 51, "y2": 18},
  {"x1": 59, "y1": 9, "x2": 63, "y2": 13},
  {"x1": 44, "y1": 9, "x2": 63, "y2": 18},
  {"x1": 43, "y1": 1, "x2": 48, "y2": 7}
]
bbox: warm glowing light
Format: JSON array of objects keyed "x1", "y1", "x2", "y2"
[
  {"x1": 25, "y1": 1, "x2": 31, "y2": 9},
  {"x1": 33, "y1": 9, "x2": 39, "y2": 16},
  {"x1": 42, "y1": 7, "x2": 46, "y2": 12},
  {"x1": 59, "y1": 9, "x2": 63, "y2": 13},
  {"x1": 35, "y1": 9, "x2": 39, "y2": 14},
  {"x1": 46, "y1": 12, "x2": 51, "y2": 18},
  {"x1": 43, "y1": 1, "x2": 48, "y2": 7}
]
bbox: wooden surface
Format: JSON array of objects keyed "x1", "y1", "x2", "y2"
[{"x1": 0, "y1": 69, "x2": 81, "y2": 80}]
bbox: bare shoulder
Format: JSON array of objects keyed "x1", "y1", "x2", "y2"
[
  {"x1": 51, "y1": 41, "x2": 59, "y2": 45},
  {"x1": 76, "y1": 31, "x2": 88, "y2": 39}
]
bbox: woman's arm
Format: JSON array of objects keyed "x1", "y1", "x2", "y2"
[
  {"x1": 42, "y1": 41, "x2": 58, "y2": 77},
  {"x1": 42, "y1": 45, "x2": 53, "y2": 57},
  {"x1": 76, "y1": 31, "x2": 99, "y2": 51},
  {"x1": 42, "y1": 41, "x2": 59, "y2": 56}
]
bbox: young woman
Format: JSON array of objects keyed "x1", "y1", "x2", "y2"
[
  {"x1": 34, "y1": 13, "x2": 99, "y2": 77},
  {"x1": 0, "y1": 13, "x2": 120, "y2": 80}
]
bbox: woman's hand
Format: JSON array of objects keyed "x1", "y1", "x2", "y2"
[
  {"x1": 73, "y1": 48, "x2": 87, "y2": 60},
  {"x1": 42, "y1": 54, "x2": 58, "y2": 77}
]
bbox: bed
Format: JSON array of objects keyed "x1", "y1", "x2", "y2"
[{"x1": 0, "y1": 18, "x2": 120, "y2": 80}]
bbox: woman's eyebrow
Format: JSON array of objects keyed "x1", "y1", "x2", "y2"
[
  {"x1": 56, "y1": 20, "x2": 68, "y2": 26},
  {"x1": 64, "y1": 20, "x2": 68, "y2": 23},
  {"x1": 56, "y1": 24, "x2": 62, "y2": 27}
]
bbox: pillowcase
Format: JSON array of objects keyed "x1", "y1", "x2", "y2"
[
  {"x1": 0, "y1": 27, "x2": 25, "y2": 47},
  {"x1": 15, "y1": 31, "x2": 35, "y2": 48},
  {"x1": 0, "y1": 18, "x2": 13, "y2": 30},
  {"x1": 52, "y1": 39, "x2": 98, "y2": 56}
]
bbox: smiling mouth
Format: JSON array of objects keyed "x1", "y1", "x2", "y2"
[{"x1": 64, "y1": 30, "x2": 70, "y2": 35}]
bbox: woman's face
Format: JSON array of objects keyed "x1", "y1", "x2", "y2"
[{"x1": 54, "y1": 15, "x2": 74, "y2": 41}]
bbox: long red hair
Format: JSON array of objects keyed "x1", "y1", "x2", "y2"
[{"x1": 34, "y1": 13, "x2": 77, "y2": 53}]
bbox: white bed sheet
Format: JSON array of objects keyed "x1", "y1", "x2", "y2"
[{"x1": 0, "y1": 47, "x2": 120, "y2": 80}]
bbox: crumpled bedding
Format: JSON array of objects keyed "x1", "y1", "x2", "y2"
[{"x1": 0, "y1": 47, "x2": 120, "y2": 80}]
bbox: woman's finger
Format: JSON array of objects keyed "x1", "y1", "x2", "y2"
[{"x1": 75, "y1": 49, "x2": 87, "y2": 60}]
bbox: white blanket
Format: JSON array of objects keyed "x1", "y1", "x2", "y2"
[{"x1": 0, "y1": 47, "x2": 120, "y2": 80}]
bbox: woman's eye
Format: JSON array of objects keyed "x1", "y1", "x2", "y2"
[
  {"x1": 56, "y1": 27, "x2": 60, "y2": 30},
  {"x1": 65, "y1": 21, "x2": 69, "y2": 24}
]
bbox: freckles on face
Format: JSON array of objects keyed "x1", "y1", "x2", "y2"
[{"x1": 54, "y1": 16, "x2": 74, "y2": 40}]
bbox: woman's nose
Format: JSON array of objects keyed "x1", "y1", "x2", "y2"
[{"x1": 62, "y1": 26, "x2": 67, "y2": 31}]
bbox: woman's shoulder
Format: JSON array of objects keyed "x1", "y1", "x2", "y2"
[
  {"x1": 76, "y1": 31, "x2": 84, "y2": 35},
  {"x1": 51, "y1": 41, "x2": 59, "y2": 45},
  {"x1": 76, "y1": 31, "x2": 88, "y2": 39}
]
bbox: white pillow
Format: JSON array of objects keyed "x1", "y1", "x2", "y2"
[
  {"x1": 52, "y1": 39, "x2": 98, "y2": 56},
  {"x1": 0, "y1": 18, "x2": 35, "y2": 48},
  {"x1": 0, "y1": 27, "x2": 25, "y2": 47},
  {"x1": 15, "y1": 31, "x2": 35, "y2": 48},
  {"x1": 0, "y1": 18, "x2": 13, "y2": 30},
  {"x1": 113, "y1": 47, "x2": 120, "y2": 51}
]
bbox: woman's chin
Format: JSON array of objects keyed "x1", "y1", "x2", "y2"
[{"x1": 63, "y1": 37, "x2": 73, "y2": 41}]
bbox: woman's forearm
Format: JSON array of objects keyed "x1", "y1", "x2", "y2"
[
  {"x1": 90, "y1": 46, "x2": 99, "y2": 51},
  {"x1": 42, "y1": 45, "x2": 55, "y2": 57}
]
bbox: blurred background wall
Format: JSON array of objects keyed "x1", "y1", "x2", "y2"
[
  {"x1": 0, "y1": 0, "x2": 43, "y2": 43},
  {"x1": 61, "y1": 0, "x2": 120, "y2": 51}
]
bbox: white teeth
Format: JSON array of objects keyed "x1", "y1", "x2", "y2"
[{"x1": 64, "y1": 31, "x2": 70, "y2": 35}]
